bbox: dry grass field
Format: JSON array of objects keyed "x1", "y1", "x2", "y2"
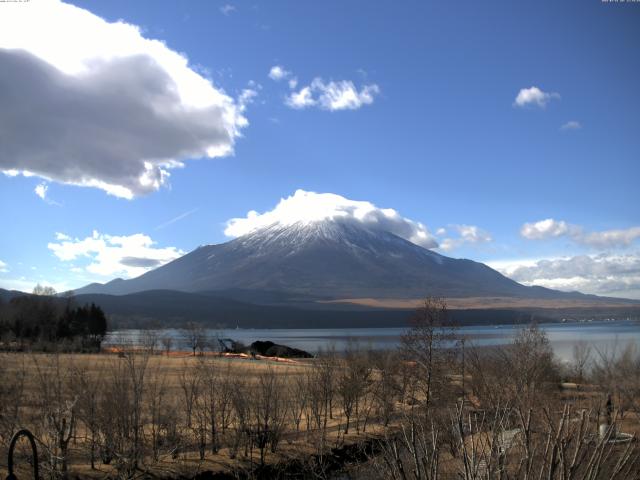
[
  {"x1": 0, "y1": 306, "x2": 639, "y2": 479},
  {"x1": 323, "y1": 296, "x2": 640, "y2": 310},
  {"x1": 0, "y1": 350, "x2": 399, "y2": 479}
]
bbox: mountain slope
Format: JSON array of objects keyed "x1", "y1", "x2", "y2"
[{"x1": 75, "y1": 220, "x2": 591, "y2": 300}]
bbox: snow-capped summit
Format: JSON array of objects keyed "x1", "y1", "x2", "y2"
[{"x1": 224, "y1": 190, "x2": 439, "y2": 249}]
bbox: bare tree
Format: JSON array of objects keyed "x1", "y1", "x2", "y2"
[
  {"x1": 592, "y1": 342, "x2": 640, "y2": 420},
  {"x1": 123, "y1": 349, "x2": 150, "y2": 471},
  {"x1": 179, "y1": 360, "x2": 201, "y2": 430},
  {"x1": 572, "y1": 340, "x2": 592, "y2": 383},
  {"x1": 338, "y1": 343, "x2": 372, "y2": 434},
  {"x1": 184, "y1": 322, "x2": 207, "y2": 356},
  {"x1": 307, "y1": 349, "x2": 336, "y2": 446},
  {"x1": 250, "y1": 367, "x2": 288, "y2": 465},
  {"x1": 289, "y1": 371, "x2": 308, "y2": 437},
  {"x1": 146, "y1": 362, "x2": 169, "y2": 462},
  {"x1": 193, "y1": 357, "x2": 222, "y2": 456},
  {"x1": 99, "y1": 349, "x2": 151, "y2": 475},
  {"x1": 468, "y1": 323, "x2": 559, "y2": 414},
  {"x1": 32, "y1": 354, "x2": 77, "y2": 479},
  {"x1": 377, "y1": 400, "x2": 640, "y2": 480},
  {"x1": 71, "y1": 363, "x2": 102, "y2": 470},
  {"x1": 32, "y1": 283, "x2": 57, "y2": 296},
  {"x1": 401, "y1": 297, "x2": 457, "y2": 409},
  {"x1": 510, "y1": 324, "x2": 558, "y2": 406},
  {"x1": 229, "y1": 375, "x2": 250, "y2": 459},
  {"x1": 140, "y1": 329, "x2": 159, "y2": 354},
  {"x1": 160, "y1": 335, "x2": 173, "y2": 356},
  {"x1": 372, "y1": 350, "x2": 400, "y2": 427}
]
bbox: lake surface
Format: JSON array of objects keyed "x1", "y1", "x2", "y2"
[{"x1": 105, "y1": 320, "x2": 640, "y2": 362}]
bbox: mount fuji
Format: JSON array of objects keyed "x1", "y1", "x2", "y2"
[{"x1": 74, "y1": 219, "x2": 587, "y2": 301}]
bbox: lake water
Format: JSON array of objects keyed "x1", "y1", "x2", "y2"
[{"x1": 105, "y1": 320, "x2": 640, "y2": 362}]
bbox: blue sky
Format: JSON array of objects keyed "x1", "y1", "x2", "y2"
[{"x1": 1, "y1": 0, "x2": 639, "y2": 297}]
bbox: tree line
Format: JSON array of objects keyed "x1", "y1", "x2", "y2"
[{"x1": 0, "y1": 285, "x2": 107, "y2": 351}]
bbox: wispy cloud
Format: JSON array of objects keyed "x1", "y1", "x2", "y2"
[
  {"x1": 561, "y1": 120, "x2": 582, "y2": 131},
  {"x1": 514, "y1": 86, "x2": 560, "y2": 108},
  {"x1": 437, "y1": 224, "x2": 493, "y2": 251},
  {"x1": 155, "y1": 208, "x2": 198, "y2": 230},
  {"x1": 286, "y1": 78, "x2": 380, "y2": 111},
  {"x1": 220, "y1": 4, "x2": 236, "y2": 16},
  {"x1": 237, "y1": 87, "x2": 259, "y2": 112},
  {"x1": 268, "y1": 65, "x2": 380, "y2": 111}
]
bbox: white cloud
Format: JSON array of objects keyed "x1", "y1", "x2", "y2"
[
  {"x1": 224, "y1": 189, "x2": 438, "y2": 248},
  {"x1": 269, "y1": 66, "x2": 379, "y2": 111},
  {"x1": 34, "y1": 181, "x2": 61, "y2": 205},
  {"x1": 521, "y1": 218, "x2": 640, "y2": 249},
  {"x1": 220, "y1": 4, "x2": 236, "y2": 15},
  {"x1": 286, "y1": 78, "x2": 380, "y2": 111},
  {"x1": 438, "y1": 224, "x2": 492, "y2": 252},
  {"x1": 490, "y1": 253, "x2": 640, "y2": 299},
  {"x1": 48, "y1": 230, "x2": 184, "y2": 278},
  {"x1": 521, "y1": 218, "x2": 574, "y2": 240},
  {"x1": 238, "y1": 88, "x2": 258, "y2": 111},
  {"x1": 581, "y1": 227, "x2": 640, "y2": 249},
  {"x1": 317, "y1": 79, "x2": 380, "y2": 111},
  {"x1": 0, "y1": 0, "x2": 248, "y2": 199},
  {"x1": 514, "y1": 86, "x2": 560, "y2": 108},
  {"x1": 268, "y1": 65, "x2": 290, "y2": 81},
  {"x1": 0, "y1": 260, "x2": 7, "y2": 273},
  {"x1": 561, "y1": 120, "x2": 582, "y2": 130},
  {"x1": 34, "y1": 182, "x2": 48, "y2": 200},
  {"x1": 286, "y1": 86, "x2": 316, "y2": 109}
]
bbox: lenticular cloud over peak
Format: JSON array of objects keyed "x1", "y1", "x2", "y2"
[
  {"x1": 0, "y1": 0, "x2": 248, "y2": 199},
  {"x1": 224, "y1": 190, "x2": 439, "y2": 249}
]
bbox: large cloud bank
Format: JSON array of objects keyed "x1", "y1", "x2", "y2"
[
  {"x1": 491, "y1": 253, "x2": 640, "y2": 299},
  {"x1": 0, "y1": 0, "x2": 248, "y2": 198},
  {"x1": 521, "y1": 219, "x2": 640, "y2": 249},
  {"x1": 224, "y1": 190, "x2": 438, "y2": 248}
]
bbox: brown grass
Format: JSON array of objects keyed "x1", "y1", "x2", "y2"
[
  {"x1": 0, "y1": 351, "x2": 388, "y2": 479},
  {"x1": 322, "y1": 296, "x2": 640, "y2": 310}
]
